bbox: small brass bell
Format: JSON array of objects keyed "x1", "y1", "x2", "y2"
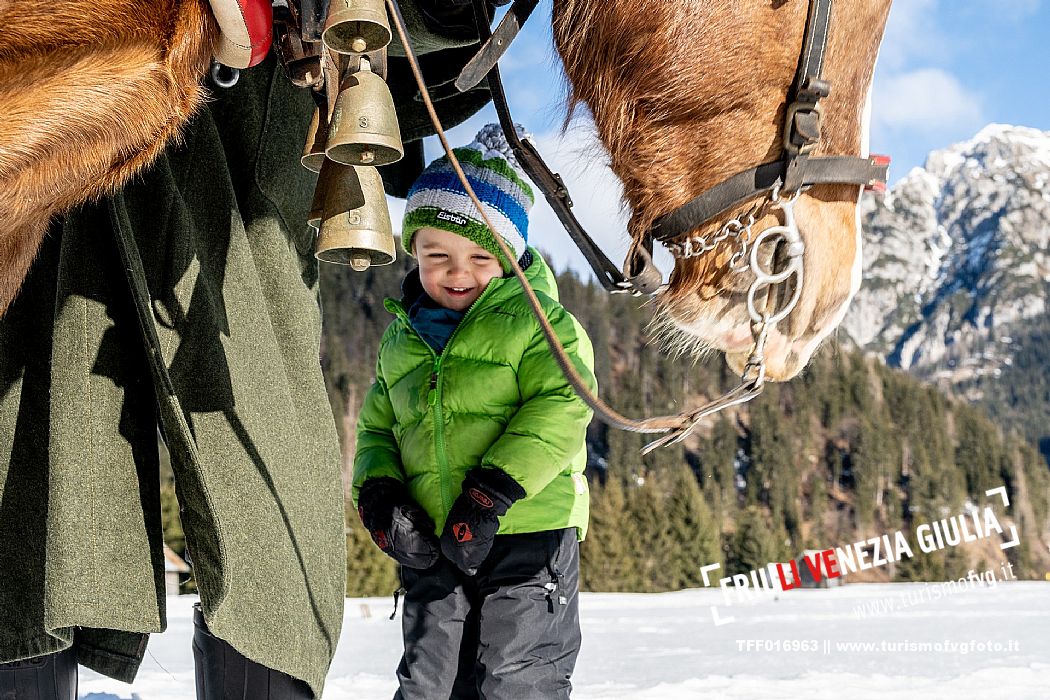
[
  {"x1": 301, "y1": 105, "x2": 329, "y2": 173},
  {"x1": 315, "y1": 161, "x2": 396, "y2": 270},
  {"x1": 322, "y1": 0, "x2": 391, "y2": 55},
  {"x1": 325, "y1": 61, "x2": 404, "y2": 167}
]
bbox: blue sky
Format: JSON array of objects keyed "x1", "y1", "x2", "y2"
[{"x1": 394, "y1": 0, "x2": 1050, "y2": 276}]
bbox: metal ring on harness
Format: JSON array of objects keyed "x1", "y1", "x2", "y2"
[{"x1": 210, "y1": 61, "x2": 241, "y2": 88}]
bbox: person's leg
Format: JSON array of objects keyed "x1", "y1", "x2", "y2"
[
  {"x1": 474, "y1": 529, "x2": 582, "y2": 700},
  {"x1": 395, "y1": 559, "x2": 474, "y2": 700},
  {"x1": 0, "y1": 647, "x2": 77, "y2": 700},
  {"x1": 192, "y1": 604, "x2": 312, "y2": 699},
  {"x1": 448, "y1": 585, "x2": 481, "y2": 700}
]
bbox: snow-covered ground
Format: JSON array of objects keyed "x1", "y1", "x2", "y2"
[{"x1": 79, "y1": 582, "x2": 1050, "y2": 699}]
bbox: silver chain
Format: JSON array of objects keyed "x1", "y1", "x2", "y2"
[
  {"x1": 639, "y1": 189, "x2": 806, "y2": 453},
  {"x1": 664, "y1": 202, "x2": 766, "y2": 272}
]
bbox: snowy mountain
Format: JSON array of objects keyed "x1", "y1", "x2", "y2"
[{"x1": 843, "y1": 124, "x2": 1050, "y2": 390}]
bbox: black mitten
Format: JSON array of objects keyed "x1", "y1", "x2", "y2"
[
  {"x1": 440, "y1": 468, "x2": 526, "y2": 575},
  {"x1": 358, "y1": 477, "x2": 440, "y2": 570}
]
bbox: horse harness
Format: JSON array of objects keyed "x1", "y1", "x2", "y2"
[{"x1": 467, "y1": 0, "x2": 888, "y2": 396}]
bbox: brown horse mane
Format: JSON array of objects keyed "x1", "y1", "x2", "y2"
[{"x1": 554, "y1": 0, "x2": 882, "y2": 250}]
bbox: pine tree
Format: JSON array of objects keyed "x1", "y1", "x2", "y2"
[
  {"x1": 727, "y1": 506, "x2": 782, "y2": 576},
  {"x1": 696, "y1": 417, "x2": 738, "y2": 515},
  {"x1": 580, "y1": 477, "x2": 632, "y2": 591},
  {"x1": 625, "y1": 476, "x2": 669, "y2": 592},
  {"x1": 344, "y1": 516, "x2": 399, "y2": 596},
  {"x1": 663, "y1": 465, "x2": 721, "y2": 588}
]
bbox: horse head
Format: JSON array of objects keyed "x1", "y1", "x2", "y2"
[{"x1": 553, "y1": 0, "x2": 892, "y2": 381}]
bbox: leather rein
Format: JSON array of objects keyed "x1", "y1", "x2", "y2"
[{"x1": 385, "y1": 0, "x2": 888, "y2": 452}]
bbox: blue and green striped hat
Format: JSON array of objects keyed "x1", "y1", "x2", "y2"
[{"x1": 402, "y1": 123, "x2": 535, "y2": 262}]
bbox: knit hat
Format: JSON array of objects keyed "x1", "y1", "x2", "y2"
[{"x1": 401, "y1": 123, "x2": 535, "y2": 261}]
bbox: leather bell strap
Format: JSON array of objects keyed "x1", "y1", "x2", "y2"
[
  {"x1": 456, "y1": 0, "x2": 539, "y2": 92},
  {"x1": 210, "y1": 0, "x2": 273, "y2": 69},
  {"x1": 650, "y1": 154, "x2": 889, "y2": 244}
]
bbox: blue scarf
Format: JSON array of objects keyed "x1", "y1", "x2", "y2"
[{"x1": 408, "y1": 294, "x2": 464, "y2": 354}]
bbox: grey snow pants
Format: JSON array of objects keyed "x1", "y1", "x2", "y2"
[{"x1": 394, "y1": 528, "x2": 581, "y2": 700}]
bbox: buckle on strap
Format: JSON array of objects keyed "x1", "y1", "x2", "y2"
[{"x1": 782, "y1": 78, "x2": 830, "y2": 156}]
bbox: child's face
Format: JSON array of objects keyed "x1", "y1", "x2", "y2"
[{"x1": 414, "y1": 227, "x2": 503, "y2": 311}]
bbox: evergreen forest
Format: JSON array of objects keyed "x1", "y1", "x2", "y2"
[{"x1": 163, "y1": 248, "x2": 1050, "y2": 595}]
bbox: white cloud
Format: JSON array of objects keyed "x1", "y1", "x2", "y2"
[
  {"x1": 994, "y1": 0, "x2": 1042, "y2": 21},
  {"x1": 877, "y1": 0, "x2": 947, "y2": 71},
  {"x1": 872, "y1": 68, "x2": 984, "y2": 132}
]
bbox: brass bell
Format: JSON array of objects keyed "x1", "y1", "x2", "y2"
[
  {"x1": 322, "y1": 0, "x2": 391, "y2": 55},
  {"x1": 301, "y1": 104, "x2": 329, "y2": 173},
  {"x1": 315, "y1": 161, "x2": 396, "y2": 270},
  {"x1": 325, "y1": 61, "x2": 404, "y2": 167}
]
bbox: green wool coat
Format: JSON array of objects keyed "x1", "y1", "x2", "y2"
[
  {"x1": 352, "y1": 251, "x2": 596, "y2": 539},
  {"x1": 0, "y1": 59, "x2": 345, "y2": 696}
]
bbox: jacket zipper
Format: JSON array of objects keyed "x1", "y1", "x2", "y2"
[
  {"x1": 416, "y1": 286, "x2": 497, "y2": 515},
  {"x1": 428, "y1": 356, "x2": 452, "y2": 512}
]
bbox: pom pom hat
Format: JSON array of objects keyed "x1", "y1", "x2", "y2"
[{"x1": 401, "y1": 124, "x2": 535, "y2": 262}]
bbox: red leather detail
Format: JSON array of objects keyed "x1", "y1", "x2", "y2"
[
  {"x1": 452, "y1": 523, "x2": 473, "y2": 543},
  {"x1": 469, "y1": 487, "x2": 494, "y2": 509},
  {"x1": 864, "y1": 154, "x2": 890, "y2": 192},
  {"x1": 372, "y1": 530, "x2": 390, "y2": 550},
  {"x1": 240, "y1": 0, "x2": 273, "y2": 67}
]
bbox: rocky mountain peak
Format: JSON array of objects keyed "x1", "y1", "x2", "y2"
[{"x1": 844, "y1": 124, "x2": 1050, "y2": 387}]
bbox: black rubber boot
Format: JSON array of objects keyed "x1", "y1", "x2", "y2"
[
  {"x1": 192, "y1": 605, "x2": 313, "y2": 699},
  {"x1": 0, "y1": 647, "x2": 77, "y2": 700}
]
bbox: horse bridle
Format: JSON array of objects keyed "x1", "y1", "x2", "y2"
[
  {"x1": 458, "y1": 0, "x2": 887, "y2": 294},
  {"x1": 387, "y1": 0, "x2": 887, "y2": 451}
]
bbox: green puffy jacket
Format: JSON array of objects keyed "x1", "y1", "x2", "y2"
[{"x1": 352, "y1": 249, "x2": 596, "y2": 539}]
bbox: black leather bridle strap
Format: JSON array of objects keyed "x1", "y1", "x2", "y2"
[
  {"x1": 465, "y1": 0, "x2": 631, "y2": 293},
  {"x1": 298, "y1": 0, "x2": 331, "y2": 41},
  {"x1": 652, "y1": 155, "x2": 887, "y2": 243},
  {"x1": 796, "y1": 0, "x2": 831, "y2": 92},
  {"x1": 453, "y1": 0, "x2": 886, "y2": 293},
  {"x1": 455, "y1": 0, "x2": 539, "y2": 93}
]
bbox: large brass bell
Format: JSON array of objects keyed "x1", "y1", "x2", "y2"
[
  {"x1": 314, "y1": 160, "x2": 396, "y2": 270},
  {"x1": 301, "y1": 105, "x2": 329, "y2": 172},
  {"x1": 325, "y1": 61, "x2": 404, "y2": 166},
  {"x1": 322, "y1": 0, "x2": 391, "y2": 55}
]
